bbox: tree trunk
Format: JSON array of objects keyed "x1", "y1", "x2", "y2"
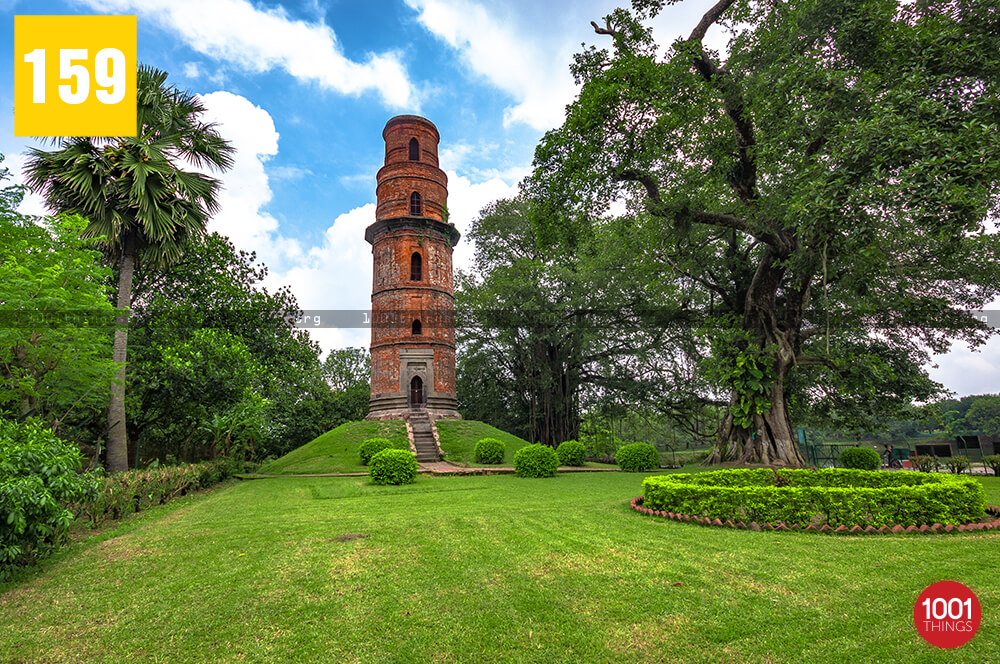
[
  {"x1": 706, "y1": 246, "x2": 807, "y2": 468},
  {"x1": 107, "y1": 232, "x2": 137, "y2": 472},
  {"x1": 707, "y1": 372, "x2": 805, "y2": 466}
]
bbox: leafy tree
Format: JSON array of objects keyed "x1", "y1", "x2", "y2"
[
  {"x1": 323, "y1": 348, "x2": 370, "y2": 393},
  {"x1": 24, "y1": 66, "x2": 235, "y2": 471},
  {"x1": 529, "y1": 0, "x2": 1000, "y2": 465},
  {"x1": 126, "y1": 233, "x2": 336, "y2": 462},
  {"x1": 0, "y1": 163, "x2": 116, "y2": 428},
  {"x1": 457, "y1": 197, "x2": 692, "y2": 444},
  {"x1": 965, "y1": 395, "x2": 1000, "y2": 437},
  {"x1": 322, "y1": 347, "x2": 371, "y2": 424}
]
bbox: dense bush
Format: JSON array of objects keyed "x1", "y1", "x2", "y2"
[
  {"x1": 556, "y1": 440, "x2": 586, "y2": 467},
  {"x1": 369, "y1": 449, "x2": 418, "y2": 485},
  {"x1": 642, "y1": 468, "x2": 986, "y2": 527},
  {"x1": 945, "y1": 455, "x2": 971, "y2": 474},
  {"x1": 513, "y1": 444, "x2": 559, "y2": 478},
  {"x1": 0, "y1": 420, "x2": 99, "y2": 576},
  {"x1": 79, "y1": 458, "x2": 245, "y2": 526},
  {"x1": 984, "y1": 455, "x2": 1000, "y2": 477},
  {"x1": 474, "y1": 438, "x2": 505, "y2": 465},
  {"x1": 913, "y1": 455, "x2": 939, "y2": 473},
  {"x1": 615, "y1": 442, "x2": 660, "y2": 472},
  {"x1": 359, "y1": 438, "x2": 404, "y2": 465},
  {"x1": 840, "y1": 446, "x2": 881, "y2": 470}
]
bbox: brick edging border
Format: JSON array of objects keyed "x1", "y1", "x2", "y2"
[{"x1": 629, "y1": 496, "x2": 1000, "y2": 535}]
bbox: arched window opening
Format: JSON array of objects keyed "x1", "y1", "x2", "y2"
[
  {"x1": 408, "y1": 137, "x2": 419, "y2": 161},
  {"x1": 412, "y1": 319, "x2": 422, "y2": 335},
  {"x1": 410, "y1": 191, "x2": 422, "y2": 216},
  {"x1": 410, "y1": 252, "x2": 422, "y2": 281}
]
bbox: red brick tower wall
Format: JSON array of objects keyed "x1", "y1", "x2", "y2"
[{"x1": 366, "y1": 115, "x2": 461, "y2": 419}]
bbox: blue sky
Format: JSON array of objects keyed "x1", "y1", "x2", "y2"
[{"x1": 2, "y1": 0, "x2": 998, "y2": 396}]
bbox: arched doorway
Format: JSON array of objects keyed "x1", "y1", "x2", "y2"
[{"x1": 410, "y1": 375, "x2": 424, "y2": 407}]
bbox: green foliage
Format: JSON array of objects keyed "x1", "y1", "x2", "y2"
[
  {"x1": 513, "y1": 443, "x2": 559, "y2": 478},
  {"x1": 983, "y1": 455, "x2": 1000, "y2": 477},
  {"x1": 529, "y1": 0, "x2": 1000, "y2": 463},
  {"x1": 912, "y1": 455, "x2": 939, "y2": 473},
  {"x1": 0, "y1": 419, "x2": 98, "y2": 577},
  {"x1": 704, "y1": 330, "x2": 774, "y2": 429},
  {"x1": 642, "y1": 469, "x2": 986, "y2": 527},
  {"x1": 79, "y1": 458, "x2": 243, "y2": 527},
  {"x1": 945, "y1": 455, "x2": 971, "y2": 475},
  {"x1": 0, "y1": 168, "x2": 116, "y2": 425},
  {"x1": 615, "y1": 442, "x2": 659, "y2": 472},
  {"x1": 556, "y1": 440, "x2": 586, "y2": 466},
  {"x1": 368, "y1": 449, "x2": 418, "y2": 486},
  {"x1": 359, "y1": 438, "x2": 405, "y2": 466},
  {"x1": 965, "y1": 395, "x2": 1000, "y2": 437},
  {"x1": 126, "y1": 233, "x2": 338, "y2": 462},
  {"x1": 839, "y1": 446, "x2": 881, "y2": 471},
  {"x1": 456, "y1": 197, "x2": 686, "y2": 445},
  {"x1": 25, "y1": 66, "x2": 236, "y2": 472},
  {"x1": 473, "y1": 438, "x2": 505, "y2": 465}
]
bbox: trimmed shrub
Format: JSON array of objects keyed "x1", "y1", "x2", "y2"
[
  {"x1": 513, "y1": 444, "x2": 559, "y2": 478},
  {"x1": 79, "y1": 458, "x2": 245, "y2": 526},
  {"x1": 474, "y1": 438, "x2": 505, "y2": 465},
  {"x1": 615, "y1": 442, "x2": 660, "y2": 472},
  {"x1": 642, "y1": 468, "x2": 986, "y2": 527},
  {"x1": 359, "y1": 438, "x2": 401, "y2": 465},
  {"x1": 913, "y1": 455, "x2": 939, "y2": 473},
  {"x1": 369, "y1": 449, "x2": 418, "y2": 485},
  {"x1": 840, "y1": 446, "x2": 881, "y2": 470},
  {"x1": 983, "y1": 455, "x2": 1000, "y2": 477},
  {"x1": 0, "y1": 420, "x2": 98, "y2": 577},
  {"x1": 557, "y1": 440, "x2": 586, "y2": 467},
  {"x1": 945, "y1": 455, "x2": 971, "y2": 474}
]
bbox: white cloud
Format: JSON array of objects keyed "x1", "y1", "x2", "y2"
[
  {"x1": 268, "y1": 165, "x2": 313, "y2": 182},
  {"x1": 75, "y1": 0, "x2": 419, "y2": 109},
  {"x1": 182, "y1": 62, "x2": 201, "y2": 79},
  {"x1": 928, "y1": 337, "x2": 1000, "y2": 397},
  {"x1": 268, "y1": 203, "x2": 376, "y2": 351},
  {"x1": 196, "y1": 91, "x2": 305, "y2": 271},
  {"x1": 404, "y1": 0, "x2": 578, "y2": 130},
  {"x1": 443, "y1": 170, "x2": 520, "y2": 273}
]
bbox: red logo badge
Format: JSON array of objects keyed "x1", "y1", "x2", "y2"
[{"x1": 914, "y1": 581, "x2": 981, "y2": 648}]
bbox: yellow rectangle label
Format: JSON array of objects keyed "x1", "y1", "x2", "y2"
[{"x1": 15, "y1": 15, "x2": 137, "y2": 137}]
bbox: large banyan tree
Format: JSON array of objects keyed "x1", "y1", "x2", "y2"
[{"x1": 529, "y1": 0, "x2": 1000, "y2": 466}]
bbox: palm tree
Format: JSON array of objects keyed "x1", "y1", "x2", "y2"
[{"x1": 24, "y1": 66, "x2": 235, "y2": 472}]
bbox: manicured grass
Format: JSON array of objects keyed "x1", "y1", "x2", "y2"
[
  {"x1": 435, "y1": 419, "x2": 530, "y2": 465},
  {"x1": 3, "y1": 473, "x2": 998, "y2": 663},
  {"x1": 256, "y1": 420, "x2": 407, "y2": 475}
]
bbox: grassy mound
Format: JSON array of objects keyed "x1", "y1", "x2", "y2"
[
  {"x1": 257, "y1": 420, "x2": 407, "y2": 475},
  {"x1": 435, "y1": 420, "x2": 530, "y2": 465}
]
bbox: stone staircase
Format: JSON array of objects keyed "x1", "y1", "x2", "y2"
[{"x1": 407, "y1": 408, "x2": 440, "y2": 463}]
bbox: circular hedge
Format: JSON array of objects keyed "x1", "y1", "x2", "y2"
[
  {"x1": 359, "y1": 438, "x2": 403, "y2": 465},
  {"x1": 840, "y1": 446, "x2": 880, "y2": 470},
  {"x1": 556, "y1": 440, "x2": 586, "y2": 467},
  {"x1": 641, "y1": 468, "x2": 987, "y2": 528},
  {"x1": 369, "y1": 449, "x2": 419, "y2": 485},
  {"x1": 513, "y1": 444, "x2": 559, "y2": 478},
  {"x1": 474, "y1": 438, "x2": 505, "y2": 465},
  {"x1": 615, "y1": 442, "x2": 660, "y2": 472}
]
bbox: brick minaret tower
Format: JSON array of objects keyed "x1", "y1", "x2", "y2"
[{"x1": 366, "y1": 115, "x2": 461, "y2": 420}]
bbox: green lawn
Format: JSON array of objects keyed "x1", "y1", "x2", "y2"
[
  {"x1": 435, "y1": 419, "x2": 530, "y2": 465},
  {"x1": 256, "y1": 420, "x2": 407, "y2": 474},
  {"x1": 3, "y1": 473, "x2": 998, "y2": 663}
]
